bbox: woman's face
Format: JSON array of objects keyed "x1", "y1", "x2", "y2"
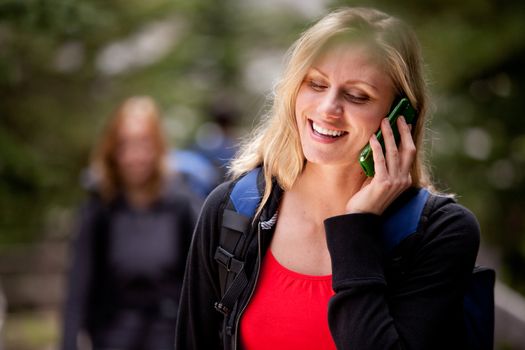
[
  {"x1": 295, "y1": 43, "x2": 396, "y2": 168},
  {"x1": 115, "y1": 115, "x2": 158, "y2": 190}
]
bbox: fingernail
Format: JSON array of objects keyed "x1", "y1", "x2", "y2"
[{"x1": 399, "y1": 116, "x2": 405, "y2": 123}]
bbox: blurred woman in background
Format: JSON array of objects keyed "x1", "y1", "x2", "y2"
[{"x1": 61, "y1": 96, "x2": 200, "y2": 350}]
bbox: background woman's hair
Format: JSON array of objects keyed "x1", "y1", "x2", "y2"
[
  {"x1": 229, "y1": 7, "x2": 433, "y2": 214},
  {"x1": 90, "y1": 96, "x2": 168, "y2": 202}
]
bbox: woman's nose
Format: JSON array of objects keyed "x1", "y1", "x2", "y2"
[{"x1": 317, "y1": 90, "x2": 343, "y2": 118}]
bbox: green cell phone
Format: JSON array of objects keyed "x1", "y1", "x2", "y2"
[{"x1": 359, "y1": 97, "x2": 417, "y2": 177}]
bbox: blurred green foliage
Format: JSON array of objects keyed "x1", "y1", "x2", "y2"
[{"x1": 1, "y1": 0, "x2": 525, "y2": 296}]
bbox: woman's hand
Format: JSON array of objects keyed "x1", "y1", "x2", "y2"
[{"x1": 346, "y1": 116, "x2": 416, "y2": 215}]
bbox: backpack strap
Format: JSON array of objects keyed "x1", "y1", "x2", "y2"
[
  {"x1": 385, "y1": 190, "x2": 495, "y2": 349},
  {"x1": 382, "y1": 188, "x2": 430, "y2": 251},
  {"x1": 229, "y1": 168, "x2": 262, "y2": 217},
  {"x1": 214, "y1": 168, "x2": 262, "y2": 316},
  {"x1": 464, "y1": 266, "x2": 495, "y2": 350}
]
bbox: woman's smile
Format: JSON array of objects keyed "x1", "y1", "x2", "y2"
[{"x1": 308, "y1": 119, "x2": 348, "y2": 143}]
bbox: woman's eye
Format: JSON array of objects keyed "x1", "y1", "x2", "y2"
[
  {"x1": 344, "y1": 92, "x2": 369, "y2": 104},
  {"x1": 308, "y1": 80, "x2": 326, "y2": 91}
]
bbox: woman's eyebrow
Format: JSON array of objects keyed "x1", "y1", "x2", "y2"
[
  {"x1": 309, "y1": 67, "x2": 327, "y2": 78},
  {"x1": 309, "y1": 67, "x2": 378, "y2": 91}
]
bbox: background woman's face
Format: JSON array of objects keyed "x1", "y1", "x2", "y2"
[
  {"x1": 295, "y1": 43, "x2": 396, "y2": 167},
  {"x1": 115, "y1": 115, "x2": 158, "y2": 189}
]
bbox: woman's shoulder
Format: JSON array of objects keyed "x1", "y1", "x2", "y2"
[
  {"x1": 189, "y1": 180, "x2": 236, "y2": 248},
  {"x1": 422, "y1": 189, "x2": 481, "y2": 252},
  {"x1": 200, "y1": 180, "x2": 235, "y2": 213},
  {"x1": 425, "y1": 190, "x2": 479, "y2": 228},
  {"x1": 78, "y1": 192, "x2": 106, "y2": 217}
]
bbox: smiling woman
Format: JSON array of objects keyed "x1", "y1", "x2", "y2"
[
  {"x1": 229, "y1": 9, "x2": 431, "y2": 207},
  {"x1": 175, "y1": 7, "x2": 481, "y2": 350}
]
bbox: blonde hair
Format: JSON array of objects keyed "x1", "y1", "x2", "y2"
[
  {"x1": 230, "y1": 7, "x2": 433, "y2": 212},
  {"x1": 91, "y1": 96, "x2": 168, "y2": 202}
]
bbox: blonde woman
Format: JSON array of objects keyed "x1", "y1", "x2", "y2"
[
  {"x1": 61, "y1": 96, "x2": 199, "y2": 350},
  {"x1": 176, "y1": 7, "x2": 480, "y2": 350}
]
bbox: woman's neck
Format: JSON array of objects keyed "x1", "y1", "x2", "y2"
[
  {"x1": 291, "y1": 162, "x2": 367, "y2": 217},
  {"x1": 124, "y1": 185, "x2": 157, "y2": 209}
]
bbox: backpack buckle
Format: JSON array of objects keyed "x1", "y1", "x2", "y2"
[
  {"x1": 214, "y1": 246, "x2": 244, "y2": 273},
  {"x1": 214, "y1": 301, "x2": 231, "y2": 315}
]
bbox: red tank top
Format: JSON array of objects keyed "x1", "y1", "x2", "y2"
[{"x1": 240, "y1": 250, "x2": 337, "y2": 350}]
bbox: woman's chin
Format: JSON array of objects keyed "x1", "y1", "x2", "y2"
[
  {"x1": 122, "y1": 173, "x2": 154, "y2": 190},
  {"x1": 304, "y1": 155, "x2": 352, "y2": 168}
]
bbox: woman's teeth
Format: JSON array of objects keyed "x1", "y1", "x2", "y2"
[{"x1": 312, "y1": 122, "x2": 346, "y2": 137}]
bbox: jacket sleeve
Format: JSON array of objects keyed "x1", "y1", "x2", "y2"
[
  {"x1": 175, "y1": 182, "x2": 231, "y2": 349},
  {"x1": 60, "y1": 199, "x2": 99, "y2": 350},
  {"x1": 324, "y1": 200, "x2": 480, "y2": 350}
]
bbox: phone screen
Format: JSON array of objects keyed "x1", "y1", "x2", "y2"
[{"x1": 359, "y1": 97, "x2": 417, "y2": 177}]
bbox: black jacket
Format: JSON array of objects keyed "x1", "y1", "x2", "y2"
[
  {"x1": 175, "y1": 178, "x2": 480, "y2": 350},
  {"x1": 61, "y1": 178, "x2": 200, "y2": 350}
]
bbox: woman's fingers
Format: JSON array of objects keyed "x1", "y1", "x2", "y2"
[
  {"x1": 397, "y1": 116, "x2": 417, "y2": 175},
  {"x1": 350, "y1": 116, "x2": 416, "y2": 214},
  {"x1": 370, "y1": 132, "x2": 387, "y2": 179},
  {"x1": 372, "y1": 116, "x2": 415, "y2": 189},
  {"x1": 381, "y1": 117, "x2": 400, "y2": 176}
]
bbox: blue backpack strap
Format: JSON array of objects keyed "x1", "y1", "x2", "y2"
[
  {"x1": 214, "y1": 168, "x2": 263, "y2": 318},
  {"x1": 230, "y1": 167, "x2": 262, "y2": 217},
  {"x1": 382, "y1": 188, "x2": 430, "y2": 251}
]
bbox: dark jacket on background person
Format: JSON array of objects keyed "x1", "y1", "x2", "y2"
[
  {"x1": 175, "y1": 176, "x2": 480, "y2": 350},
  {"x1": 61, "y1": 176, "x2": 200, "y2": 350}
]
